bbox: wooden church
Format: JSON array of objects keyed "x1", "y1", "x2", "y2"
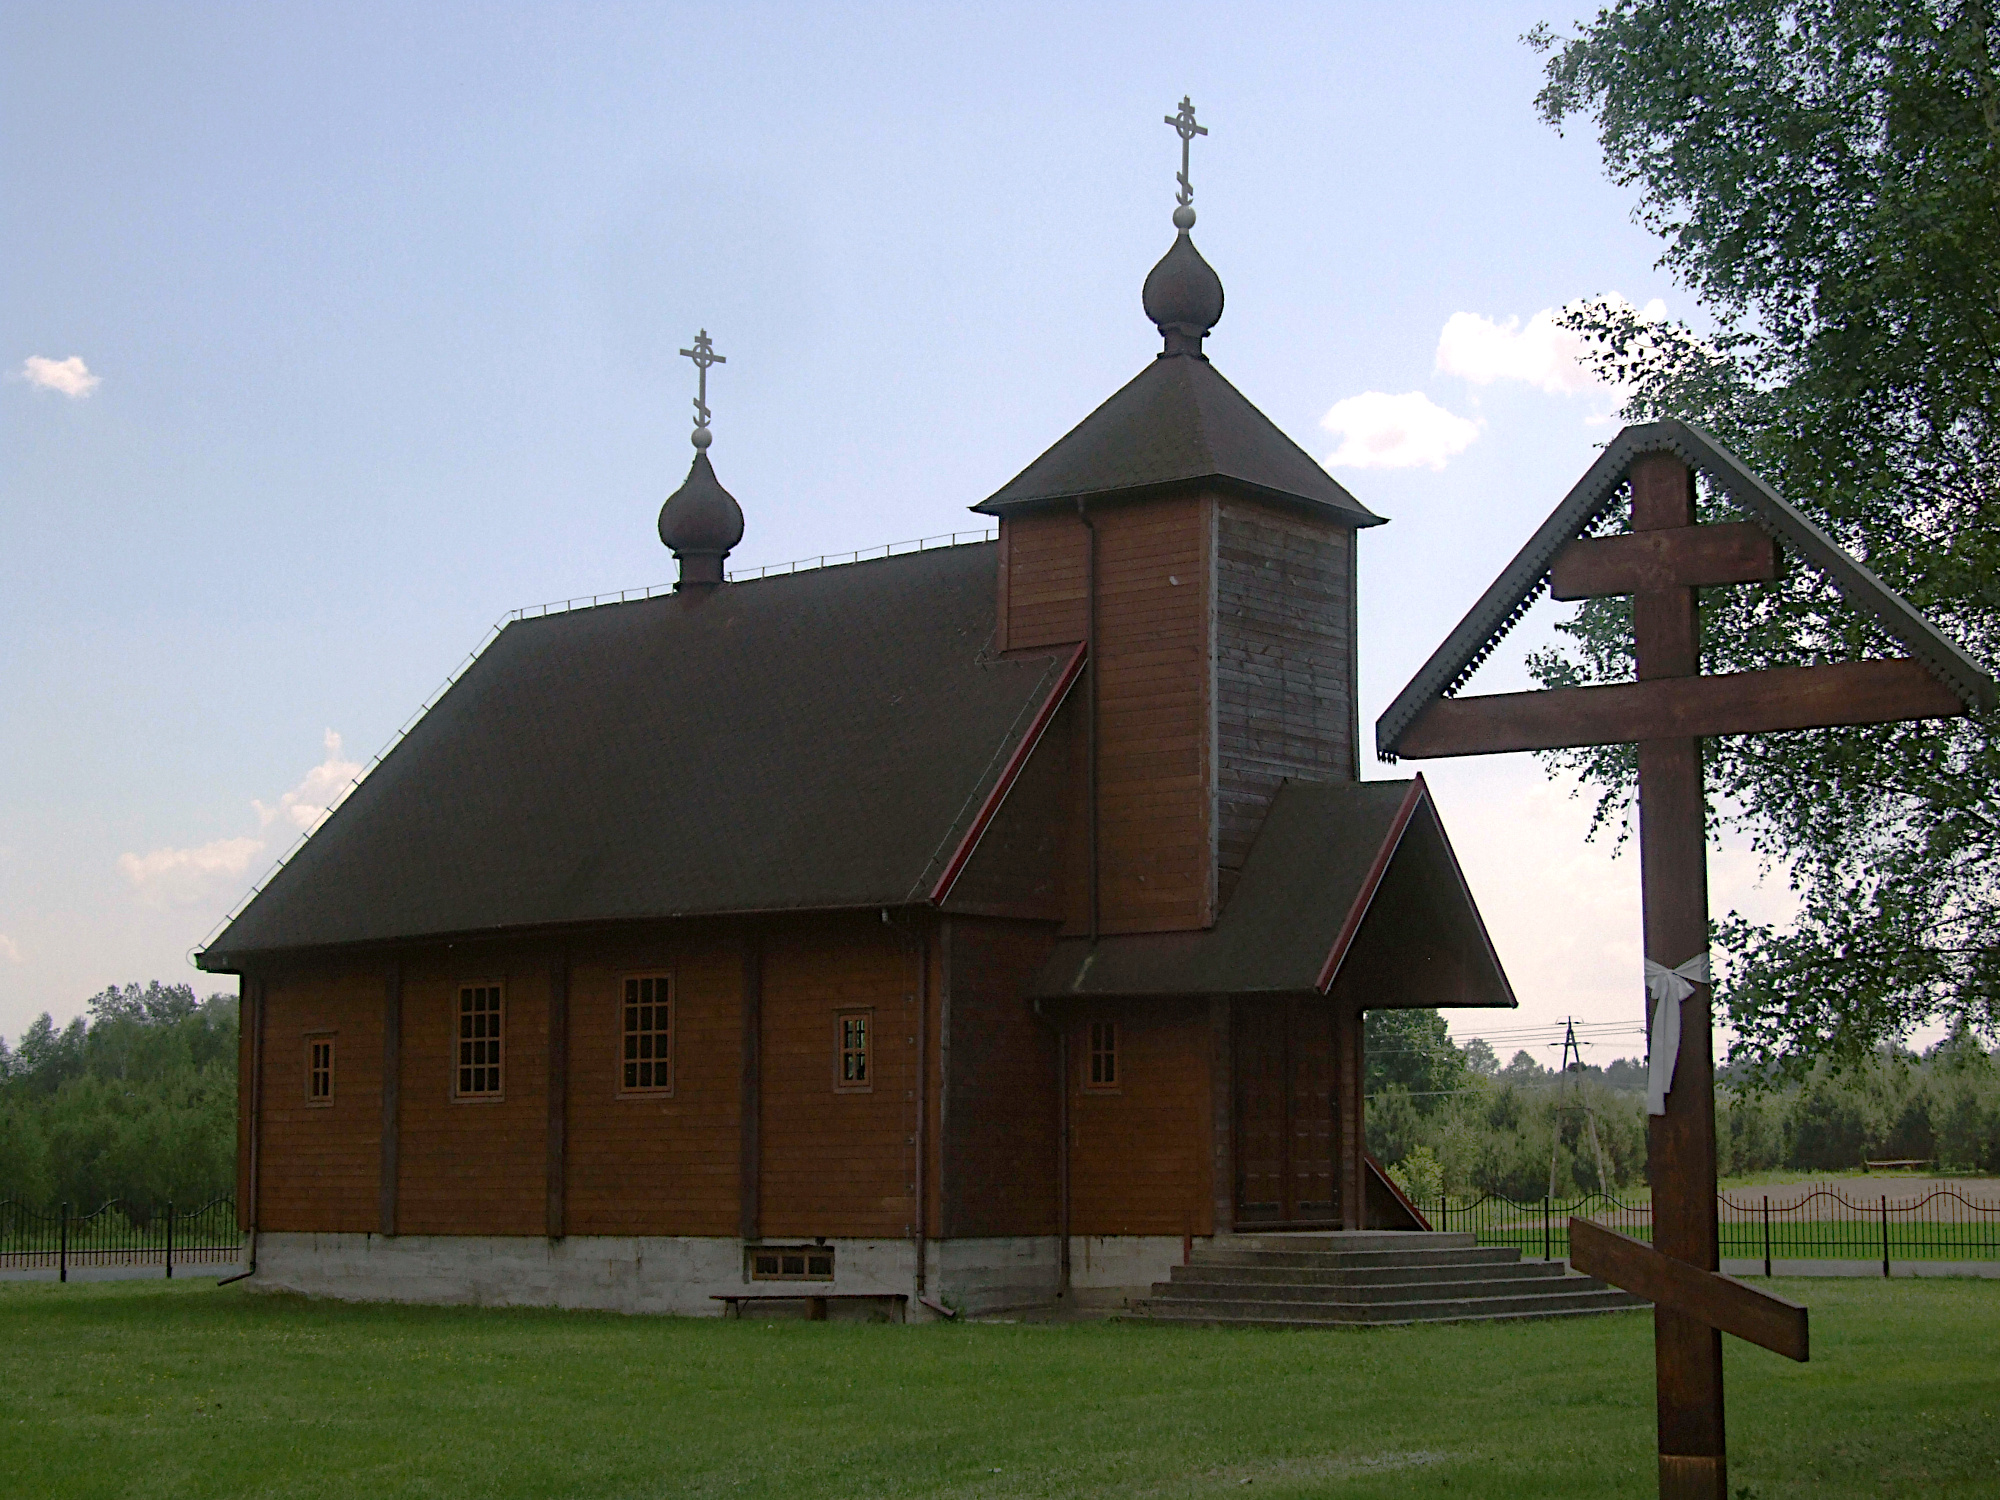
[{"x1": 200, "y1": 112, "x2": 1517, "y2": 1316}]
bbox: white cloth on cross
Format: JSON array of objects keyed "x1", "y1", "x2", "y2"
[{"x1": 1644, "y1": 951, "x2": 1711, "y2": 1117}]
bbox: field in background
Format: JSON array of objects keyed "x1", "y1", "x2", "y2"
[{"x1": 0, "y1": 1279, "x2": 1994, "y2": 1498}]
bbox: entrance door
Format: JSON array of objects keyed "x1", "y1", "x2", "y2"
[{"x1": 1233, "y1": 999, "x2": 1336, "y2": 1226}]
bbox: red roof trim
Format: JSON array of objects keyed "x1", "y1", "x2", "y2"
[
  {"x1": 1315, "y1": 774, "x2": 1427, "y2": 993},
  {"x1": 928, "y1": 641, "x2": 1088, "y2": 906}
]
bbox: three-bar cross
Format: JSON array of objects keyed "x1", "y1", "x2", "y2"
[
  {"x1": 680, "y1": 329, "x2": 726, "y2": 432},
  {"x1": 1164, "y1": 96, "x2": 1206, "y2": 207}
]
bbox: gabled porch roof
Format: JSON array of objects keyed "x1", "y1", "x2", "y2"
[{"x1": 1025, "y1": 776, "x2": 1514, "y2": 1009}]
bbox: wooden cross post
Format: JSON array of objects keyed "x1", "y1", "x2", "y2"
[
  {"x1": 1379, "y1": 423, "x2": 1994, "y2": 1500},
  {"x1": 1630, "y1": 453, "x2": 1728, "y2": 1495}
]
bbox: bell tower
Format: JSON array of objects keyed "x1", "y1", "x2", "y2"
[{"x1": 973, "y1": 99, "x2": 1384, "y2": 934}]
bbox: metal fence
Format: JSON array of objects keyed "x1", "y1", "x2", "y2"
[
  {"x1": 1428, "y1": 1186, "x2": 2000, "y2": 1276},
  {"x1": 0, "y1": 1198, "x2": 241, "y2": 1281}
]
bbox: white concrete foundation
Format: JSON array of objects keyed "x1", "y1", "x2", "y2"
[
  {"x1": 238, "y1": 1231, "x2": 1210, "y2": 1315},
  {"x1": 1066, "y1": 1235, "x2": 1204, "y2": 1311}
]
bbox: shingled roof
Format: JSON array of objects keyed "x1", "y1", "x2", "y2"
[
  {"x1": 1026, "y1": 777, "x2": 1513, "y2": 1010},
  {"x1": 973, "y1": 355, "x2": 1383, "y2": 525},
  {"x1": 198, "y1": 543, "x2": 1072, "y2": 968}
]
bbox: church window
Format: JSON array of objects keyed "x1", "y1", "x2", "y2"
[
  {"x1": 620, "y1": 974, "x2": 674, "y2": 1094},
  {"x1": 306, "y1": 1035, "x2": 334, "y2": 1106},
  {"x1": 835, "y1": 1010, "x2": 870, "y2": 1092},
  {"x1": 748, "y1": 1245, "x2": 835, "y2": 1281},
  {"x1": 1086, "y1": 1021, "x2": 1117, "y2": 1089},
  {"x1": 455, "y1": 984, "x2": 504, "y2": 1099}
]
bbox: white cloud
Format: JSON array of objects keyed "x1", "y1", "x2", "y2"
[
  {"x1": 118, "y1": 837, "x2": 267, "y2": 909},
  {"x1": 1320, "y1": 390, "x2": 1481, "y2": 471},
  {"x1": 1435, "y1": 296, "x2": 1667, "y2": 397},
  {"x1": 0, "y1": 935, "x2": 21, "y2": 965},
  {"x1": 254, "y1": 729, "x2": 361, "y2": 833},
  {"x1": 118, "y1": 730, "x2": 362, "y2": 909},
  {"x1": 21, "y1": 355, "x2": 100, "y2": 398}
]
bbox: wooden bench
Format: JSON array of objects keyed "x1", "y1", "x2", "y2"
[
  {"x1": 1862, "y1": 1159, "x2": 1930, "y2": 1172},
  {"x1": 712, "y1": 1291, "x2": 908, "y2": 1322}
]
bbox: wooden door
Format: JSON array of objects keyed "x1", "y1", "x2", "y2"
[{"x1": 1233, "y1": 999, "x2": 1336, "y2": 1226}]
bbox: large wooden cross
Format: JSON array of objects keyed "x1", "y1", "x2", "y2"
[{"x1": 1377, "y1": 423, "x2": 1995, "y2": 1500}]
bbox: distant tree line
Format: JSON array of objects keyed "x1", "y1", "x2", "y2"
[
  {"x1": 0, "y1": 982, "x2": 238, "y2": 1209},
  {"x1": 1368, "y1": 1010, "x2": 2000, "y2": 1204}
]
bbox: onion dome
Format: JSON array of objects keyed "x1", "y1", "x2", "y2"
[
  {"x1": 658, "y1": 451, "x2": 743, "y2": 591},
  {"x1": 1142, "y1": 210, "x2": 1224, "y2": 358}
]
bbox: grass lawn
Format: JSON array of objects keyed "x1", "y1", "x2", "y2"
[{"x1": 1, "y1": 1280, "x2": 1994, "y2": 1499}]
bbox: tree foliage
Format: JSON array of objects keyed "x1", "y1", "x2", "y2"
[
  {"x1": 0, "y1": 982, "x2": 238, "y2": 1208},
  {"x1": 1526, "y1": 1, "x2": 2000, "y2": 1082},
  {"x1": 1373, "y1": 1030, "x2": 2000, "y2": 1197}
]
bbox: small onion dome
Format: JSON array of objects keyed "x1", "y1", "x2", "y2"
[
  {"x1": 1142, "y1": 218, "x2": 1224, "y2": 358},
  {"x1": 657, "y1": 450, "x2": 744, "y2": 590}
]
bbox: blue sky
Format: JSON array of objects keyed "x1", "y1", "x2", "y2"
[{"x1": 1, "y1": 2, "x2": 1791, "y2": 1063}]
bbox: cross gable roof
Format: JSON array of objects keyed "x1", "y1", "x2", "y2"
[
  {"x1": 973, "y1": 354, "x2": 1383, "y2": 525},
  {"x1": 1376, "y1": 419, "x2": 1997, "y2": 760},
  {"x1": 198, "y1": 543, "x2": 1074, "y2": 968}
]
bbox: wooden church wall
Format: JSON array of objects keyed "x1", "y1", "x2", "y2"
[
  {"x1": 245, "y1": 914, "x2": 944, "y2": 1244},
  {"x1": 1064, "y1": 1000, "x2": 1213, "y2": 1237},
  {"x1": 250, "y1": 967, "x2": 383, "y2": 1233},
  {"x1": 939, "y1": 916, "x2": 1060, "y2": 1239},
  {"x1": 393, "y1": 945, "x2": 550, "y2": 1237},
  {"x1": 562, "y1": 928, "x2": 743, "y2": 1238},
  {"x1": 757, "y1": 913, "x2": 923, "y2": 1241},
  {"x1": 998, "y1": 494, "x2": 1357, "y2": 933},
  {"x1": 996, "y1": 510, "x2": 1089, "y2": 651},
  {"x1": 998, "y1": 497, "x2": 1218, "y2": 937},
  {"x1": 1214, "y1": 501, "x2": 1354, "y2": 901},
  {"x1": 1093, "y1": 493, "x2": 1215, "y2": 933}
]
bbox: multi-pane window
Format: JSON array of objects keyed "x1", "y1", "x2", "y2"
[
  {"x1": 836, "y1": 1011, "x2": 870, "y2": 1091},
  {"x1": 622, "y1": 974, "x2": 674, "y2": 1093},
  {"x1": 307, "y1": 1036, "x2": 334, "y2": 1106},
  {"x1": 749, "y1": 1245, "x2": 835, "y2": 1281},
  {"x1": 1087, "y1": 1021, "x2": 1117, "y2": 1089},
  {"x1": 456, "y1": 984, "x2": 503, "y2": 1098}
]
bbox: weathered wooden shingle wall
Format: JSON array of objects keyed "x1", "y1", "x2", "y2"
[{"x1": 1215, "y1": 501, "x2": 1353, "y2": 902}]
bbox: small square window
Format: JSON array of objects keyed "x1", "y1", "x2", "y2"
[
  {"x1": 455, "y1": 984, "x2": 503, "y2": 1099},
  {"x1": 835, "y1": 1010, "x2": 871, "y2": 1092},
  {"x1": 306, "y1": 1035, "x2": 335, "y2": 1106},
  {"x1": 620, "y1": 974, "x2": 674, "y2": 1094},
  {"x1": 1085, "y1": 1020, "x2": 1117, "y2": 1090}
]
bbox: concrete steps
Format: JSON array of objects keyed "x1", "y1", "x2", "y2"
[{"x1": 1126, "y1": 1231, "x2": 1648, "y2": 1329}]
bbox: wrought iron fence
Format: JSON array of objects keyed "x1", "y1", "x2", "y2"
[
  {"x1": 1429, "y1": 1186, "x2": 2000, "y2": 1275},
  {"x1": 0, "y1": 1198, "x2": 241, "y2": 1281}
]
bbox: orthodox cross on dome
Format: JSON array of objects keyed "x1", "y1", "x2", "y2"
[
  {"x1": 679, "y1": 329, "x2": 726, "y2": 449},
  {"x1": 1164, "y1": 96, "x2": 1207, "y2": 213}
]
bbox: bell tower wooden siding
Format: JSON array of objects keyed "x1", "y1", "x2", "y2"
[
  {"x1": 998, "y1": 495, "x2": 1215, "y2": 934},
  {"x1": 996, "y1": 492, "x2": 1356, "y2": 928},
  {"x1": 1214, "y1": 501, "x2": 1355, "y2": 903}
]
